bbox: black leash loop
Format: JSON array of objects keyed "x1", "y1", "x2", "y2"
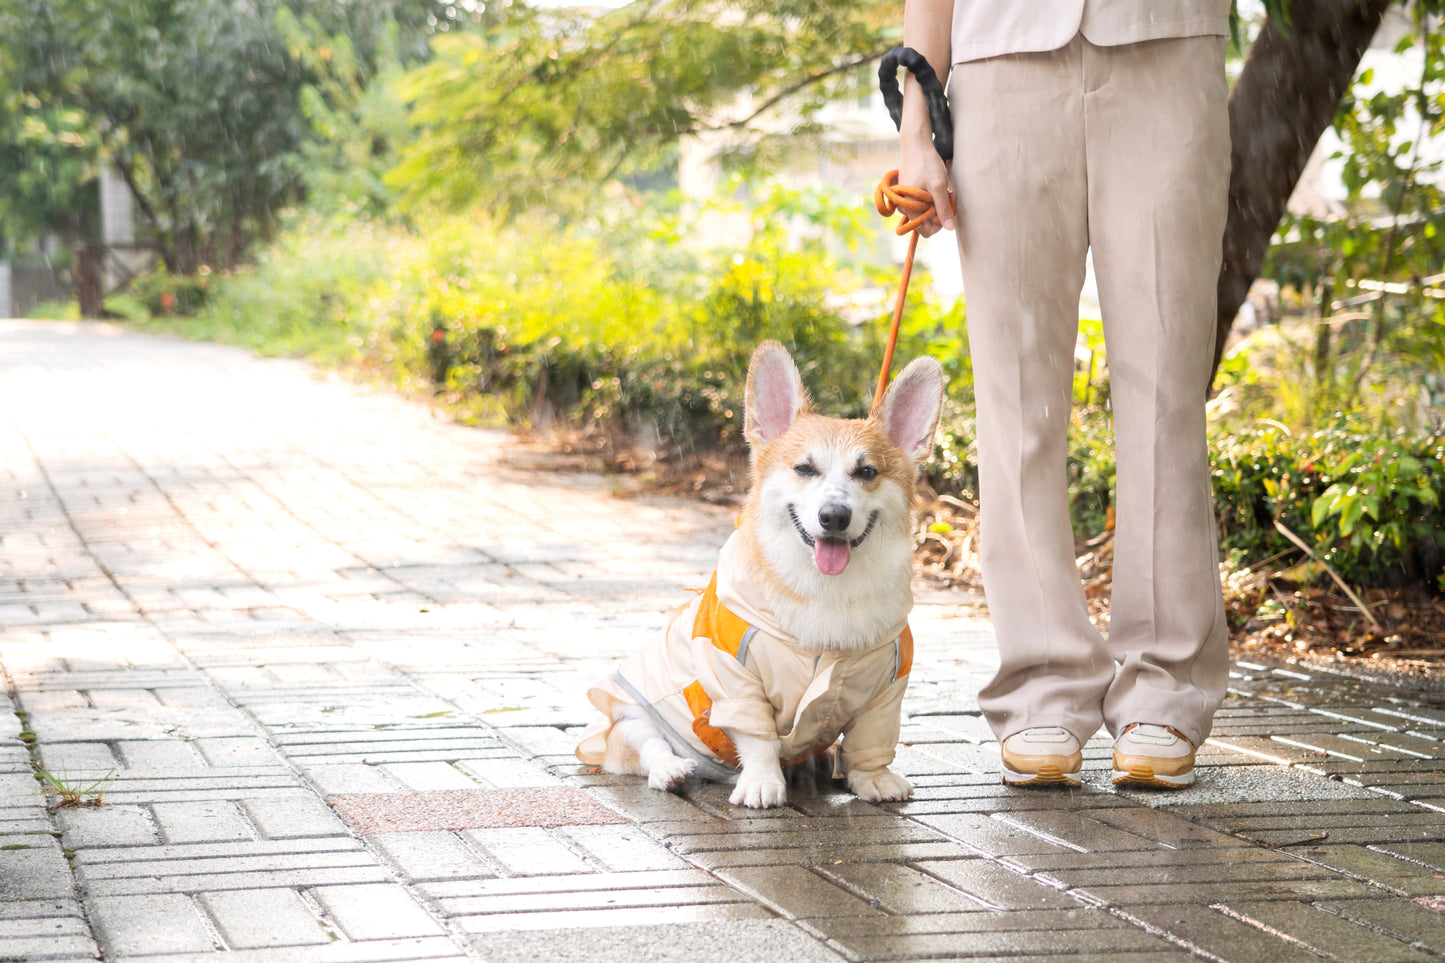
[{"x1": 878, "y1": 46, "x2": 953, "y2": 162}]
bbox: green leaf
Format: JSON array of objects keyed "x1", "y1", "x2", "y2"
[{"x1": 1340, "y1": 496, "x2": 1363, "y2": 537}]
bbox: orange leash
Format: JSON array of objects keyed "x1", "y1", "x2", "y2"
[{"x1": 871, "y1": 170, "x2": 946, "y2": 414}]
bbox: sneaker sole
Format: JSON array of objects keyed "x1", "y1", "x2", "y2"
[
  {"x1": 1111, "y1": 764, "x2": 1194, "y2": 789},
  {"x1": 1002, "y1": 764, "x2": 1081, "y2": 788}
]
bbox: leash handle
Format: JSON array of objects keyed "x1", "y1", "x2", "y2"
[
  {"x1": 878, "y1": 46, "x2": 953, "y2": 162},
  {"x1": 872, "y1": 48, "x2": 953, "y2": 416}
]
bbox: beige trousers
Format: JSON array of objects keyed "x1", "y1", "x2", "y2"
[{"x1": 949, "y1": 33, "x2": 1230, "y2": 749}]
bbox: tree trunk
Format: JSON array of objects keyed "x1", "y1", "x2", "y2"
[
  {"x1": 74, "y1": 243, "x2": 103, "y2": 319},
  {"x1": 1211, "y1": 0, "x2": 1391, "y2": 389}
]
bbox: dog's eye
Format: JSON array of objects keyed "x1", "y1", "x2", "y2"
[
  {"x1": 854, "y1": 465, "x2": 879, "y2": 481},
  {"x1": 793, "y1": 462, "x2": 819, "y2": 478}
]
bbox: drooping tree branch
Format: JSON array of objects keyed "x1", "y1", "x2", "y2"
[{"x1": 704, "y1": 50, "x2": 890, "y2": 134}]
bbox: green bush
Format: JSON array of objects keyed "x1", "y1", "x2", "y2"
[
  {"x1": 157, "y1": 186, "x2": 979, "y2": 442},
  {"x1": 130, "y1": 270, "x2": 212, "y2": 317},
  {"x1": 1212, "y1": 423, "x2": 1445, "y2": 591}
]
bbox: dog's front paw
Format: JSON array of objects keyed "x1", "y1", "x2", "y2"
[
  {"x1": 847, "y1": 767, "x2": 913, "y2": 802},
  {"x1": 729, "y1": 768, "x2": 787, "y2": 808},
  {"x1": 646, "y1": 755, "x2": 697, "y2": 793}
]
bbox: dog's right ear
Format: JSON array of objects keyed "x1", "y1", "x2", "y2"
[{"x1": 744, "y1": 341, "x2": 809, "y2": 450}]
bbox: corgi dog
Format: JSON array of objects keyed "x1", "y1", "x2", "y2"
[{"x1": 576, "y1": 341, "x2": 945, "y2": 808}]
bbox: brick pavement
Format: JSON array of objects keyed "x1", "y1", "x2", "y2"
[{"x1": 2, "y1": 319, "x2": 1444, "y2": 962}]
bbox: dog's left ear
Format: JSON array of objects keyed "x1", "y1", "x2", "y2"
[
  {"x1": 878, "y1": 356, "x2": 945, "y2": 464},
  {"x1": 745, "y1": 341, "x2": 810, "y2": 450}
]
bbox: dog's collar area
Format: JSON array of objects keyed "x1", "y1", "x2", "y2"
[{"x1": 788, "y1": 506, "x2": 880, "y2": 550}]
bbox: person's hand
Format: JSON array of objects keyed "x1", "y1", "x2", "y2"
[{"x1": 898, "y1": 132, "x2": 955, "y2": 237}]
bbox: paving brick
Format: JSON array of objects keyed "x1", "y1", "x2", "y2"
[
  {"x1": 577, "y1": 784, "x2": 717, "y2": 824},
  {"x1": 453, "y1": 757, "x2": 566, "y2": 789},
  {"x1": 419, "y1": 868, "x2": 717, "y2": 903},
  {"x1": 76, "y1": 837, "x2": 368, "y2": 866},
  {"x1": 242, "y1": 794, "x2": 352, "y2": 839},
  {"x1": 35, "y1": 741, "x2": 119, "y2": 772},
  {"x1": 116, "y1": 740, "x2": 207, "y2": 769},
  {"x1": 329, "y1": 787, "x2": 625, "y2": 834},
  {"x1": 911, "y1": 814, "x2": 1094, "y2": 857},
  {"x1": 666, "y1": 823, "x2": 945, "y2": 856},
  {"x1": 84, "y1": 864, "x2": 394, "y2": 898},
  {"x1": 988, "y1": 809, "x2": 1162, "y2": 853},
  {"x1": 1171, "y1": 798, "x2": 1415, "y2": 819},
  {"x1": 1296, "y1": 844, "x2": 1445, "y2": 895},
  {"x1": 800, "y1": 906, "x2": 1124, "y2": 940},
  {"x1": 1367, "y1": 731, "x2": 1445, "y2": 759},
  {"x1": 367, "y1": 831, "x2": 497, "y2": 881},
  {"x1": 56, "y1": 805, "x2": 158, "y2": 848},
  {"x1": 555, "y1": 824, "x2": 692, "y2": 872},
  {"x1": 1373, "y1": 841, "x2": 1445, "y2": 872},
  {"x1": 1216, "y1": 899, "x2": 1437, "y2": 962},
  {"x1": 303, "y1": 764, "x2": 405, "y2": 795},
  {"x1": 1121, "y1": 902, "x2": 1332, "y2": 963},
  {"x1": 461, "y1": 827, "x2": 595, "y2": 876},
  {"x1": 811, "y1": 862, "x2": 996, "y2": 914},
  {"x1": 459, "y1": 917, "x2": 825, "y2": 959},
  {"x1": 199, "y1": 888, "x2": 334, "y2": 948},
  {"x1": 1320, "y1": 897, "x2": 1445, "y2": 953},
  {"x1": 89, "y1": 894, "x2": 217, "y2": 955},
  {"x1": 441, "y1": 882, "x2": 746, "y2": 919},
  {"x1": 1272, "y1": 824, "x2": 1445, "y2": 846},
  {"x1": 1080, "y1": 806, "x2": 1251, "y2": 849},
  {"x1": 152, "y1": 801, "x2": 256, "y2": 844},
  {"x1": 1206, "y1": 734, "x2": 1330, "y2": 765},
  {"x1": 713, "y1": 865, "x2": 883, "y2": 920},
  {"x1": 376, "y1": 761, "x2": 481, "y2": 791},
  {"x1": 0, "y1": 916, "x2": 96, "y2": 960},
  {"x1": 687, "y1": 840, "x2": 973, "y2": 870},
  {"x1": 193, "y1": 736, "x2": 286, "y2": 767},
  {"x1": 1075, "y1": 875, "x2": 1377, "y2": 907},
  {"x1": 1057, "y1": 856, "x2": 1345, "y2": 891},
  {"x1": 0, "y1": 898, "x2": 86, "y2": 920},
  {"x1": 310, "y1": 883, "x2": 446, "y2": 940},
  {"x1": 827, "y1": 925, "x2": 1172, "y2": 960}
]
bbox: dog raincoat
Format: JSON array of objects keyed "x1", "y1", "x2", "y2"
[{"x1": 575, "y1": 533, "x2": 912, "y2": 781}]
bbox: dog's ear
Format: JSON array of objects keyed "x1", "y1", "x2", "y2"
[
  {"x1": 878, "y1": 356, "x2": 945, "y2": 464},
  {"x1": 745, "y1": 341, "x2": 810, "y2": 450}
]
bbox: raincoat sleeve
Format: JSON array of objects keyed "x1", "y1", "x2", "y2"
[
  {"x1": 689, "y1": 636, "x2": 778, "y2": 740},
  {"x1": 838, "y1": 675, "x2": 908, "y2": 773}
]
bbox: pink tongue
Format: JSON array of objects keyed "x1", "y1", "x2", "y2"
[{"x1": 814, "y1": 539, "x2": 851, "y2": 576}]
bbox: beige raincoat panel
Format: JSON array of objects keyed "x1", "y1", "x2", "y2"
[{"x1": 576, "y1": 534, "x2": 911, "y2": 778}]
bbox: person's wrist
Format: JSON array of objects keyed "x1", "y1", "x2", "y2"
[{"x1": 899, "y1": 122, "x2": 935, "y2": 148}]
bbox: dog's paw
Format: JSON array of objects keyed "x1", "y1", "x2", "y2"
[
  {"x1": 847, "y1": 767, "x2": 913, "y2": 803},
  {"x1": 729, "y1": 768, "x2": 787, "y2": 808},
  {"x1": 646, "y1": 755, "x2": 696, "y2": 793}
]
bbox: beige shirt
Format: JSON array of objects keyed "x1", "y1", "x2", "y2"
[
  {"x1": 576, "y1": 533, "x2": 912, "y2": 778},
  {"x1": 951, "y1": 0, "x2": 1231, "y2": 64}
]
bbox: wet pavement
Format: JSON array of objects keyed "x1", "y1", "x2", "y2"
[{"x1": 2, "y1": 319, "x2": 1444, "y2": 962}]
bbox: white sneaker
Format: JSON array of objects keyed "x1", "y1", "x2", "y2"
[
  {"x1": 1000, "y1": 727, "x2": 1082, "y2": 787},
  {"x1": 1112, "y1": 723, "x2": 1195, "y2": 789}
]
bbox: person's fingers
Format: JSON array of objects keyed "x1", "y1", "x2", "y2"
[
  {"x1": 934, "y1": 184, "x2": 955, "y2": 233},
  {"x1": 896, "y1": 146, "x2": 956, "y2": 234}
]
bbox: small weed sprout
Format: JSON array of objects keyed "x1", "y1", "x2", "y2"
[{"x1": 31, "y1": 762, "x2": 115, "y2": 810}]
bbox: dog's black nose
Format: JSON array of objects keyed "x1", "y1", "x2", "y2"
[{"x1": 818, "y1": 504, "x2": 852, "y2": 534}]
